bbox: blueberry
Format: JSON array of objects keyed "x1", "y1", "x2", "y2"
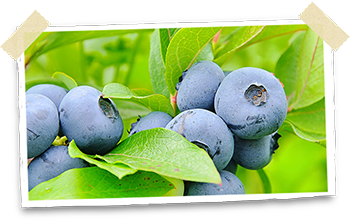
[
  {"x1": 26, "y1": 94, "x2": 59, "y2": 158},
  {"x1": 26, "y1": 84, "x2": 68, "y2": 109},
  {"x1": 165, "y1": 109, "x2": 234, "y2": 171},
  {"x1": 28, "y1": 145, "x2": 89, "y2": 191},
  {"x1": 176, "y1": 61, "x2": 225, "y2": 112},
  {"x1": 233, "y1": 132, "x2": 281, "y2": 170},
  {"x1": 27, "y1": 84, "x2": 69, "y2": 137},
  {"x1": 128, "y1": 111, "x2": 172, "y2": 136},
  {"x1": 59, "y1": 86, "x2": 124, "y2": 155},
  {"x1": 184, "y1": 170, "x2": 245, "y2": 195},
  {"x1": 214, "y1": 67, "x2": 287, "y2": 139}
]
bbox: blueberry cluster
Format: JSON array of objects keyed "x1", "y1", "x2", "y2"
[
  {"x1": 26, "y1": 84, "x2": 124, "y2": 191},
  {"x1": 26, "y1": 60, "x2": 287, "y2": 196},
  {"x1": 171, "y1": 61, "x2": 287, "y2": 195}
]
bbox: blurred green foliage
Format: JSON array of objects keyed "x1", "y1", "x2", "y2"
[
  {"x1": 25, "y1": 24, "x2": 327, "y2": 195},
  {"x1": 25, "y1": 29, "x2": 154, "y2": 91}
]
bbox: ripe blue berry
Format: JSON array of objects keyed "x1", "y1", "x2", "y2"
[{"x1": 215, "y1": 67, "x2": 287, "y2": 139}]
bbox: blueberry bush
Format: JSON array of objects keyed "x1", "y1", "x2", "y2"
[{"x1": 24, "y1": 24, "x2": 327, "y2": 200}]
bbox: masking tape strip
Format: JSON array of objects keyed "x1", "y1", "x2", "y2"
[
  {"x1": 1, "y1": 10, "x2": 49, "y2": 60},
  {"x1": 299, "y1": 2, "x2": 349, "y2": 51}
]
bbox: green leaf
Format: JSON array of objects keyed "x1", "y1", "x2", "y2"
[
  {"x1": 165, "y1": 27, "x2": 222, "y2": 95},
  {"x1": 159, "y1": 28, "x2": 178, "y2": 64},
  {"x1": 256, "y1": 169, "x2": 272, "y2": 193},
  {"x1": 281, "y1": 98, "x2": 326, "y2": 141},
  {"x1": 68, "y1": 140, "x2": 137, "y2": 179},
  {"x1": 71, "y1": 128, "x2": 221, "y2": 185},
  {"x1": 101, "y1": 128, "x2": 221, "y2": 184},
  {"x1": 131, "y1": 88, "x2": 154, "y2": 96},
  {"x1": 149, "y1": 29, "x2": 171, "y2": 98},
  {"x1": 212, "y1": 27, "x2": 240, "y2": 48},
  {"x1": 195, "y1": 42, "x2": 214, "y2": 62},
  {"x1": 161, "y1": 175, "x2": 185, "y2": 196},
  {"x1": 113, "y1": 99, "x2": 151, "y2": 120},
  {"x1": 213, "y1": 26, "x2": 265, "y2": 66},
  {"x1": 216, "y1": 24, "x2": 308, "y2": 54},
  {"x1": 275, "y1": 28, "x2": 324, "y2": 110},
  {"x1": 246, "y1": 24, "x2": 308, "y2": 46},
  {"x1": 102, "y1": 83, "x2": 174, "y2": 117},
  {"x1": 29, "y1": 167, "x2": 175, "y2": 200},
  {"x1": 52, "y1": 71, "x2": 78, "y2": 90}
]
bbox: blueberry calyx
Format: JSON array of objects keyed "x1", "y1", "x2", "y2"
[
  {"x1": 244, "y1": 84, "x2": 267, "y2": 106},
  {"x1": 270, "y1": 132, "x2": 282, "y2": 153},
  {"x1": 99, "y1": 97, "x2": 119, "y2": 123},
  {"x1": 128, "y1": 115, "x2": 142, "y2": 134}
]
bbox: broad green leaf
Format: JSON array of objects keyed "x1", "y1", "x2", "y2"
[
  {"x1": 161, "y1": 175, "x2": 185, "y2": 196},
  {"x1": 317, "y1": 139, "x2": 327, "y2": 148},
  {"x1": 213, "y1": 26, "x2": 265, "y2": 66},
  {"x1": 281, "y1": 98, "x2": 326, "y2": 141},
  {"x1": 68, "y1": 140, "x2": 137, "y2": 179},
  {"x1": 275, "y1": 31, "x2": 307, "y2": 98},
  {"x1": 29, "y1": 167, "x2": 174, "y2": 200},
  {"x1": 69, "y1": 138, "x2": 184, "y2": 196},
  {"x1": 159, "y1": 28, "x2": 178, "y2": 64},
  {"x1": 102, "y1": 83, "x2": 174, "y2": 117},
  {"x1": 165, "y1": 27, "x2": 222, "y2": 95},
  {"x1": 245, "y1": 24, "x2": 308, "y2": 48},
  {"x1": 212, "y1": 27, "x2": 240, "y2": 48},
  {"x1": 131, "y1": 88, "x2": 154, "y2": 96},
  {"x1": 215, "y1": 24, "x2": 307, "y2": 54},
  {"x1": 79, "y1": 128, "x2": 221, "y2": 185},
  {"x1": 100, "y1": 128, "x2": 221, "y2": 184},
  {"x1": 195, "y1": 42, "x2": 214, "y2": 62},
  {"x1": 275, "y1": 28, "x2": 324, "y2": 110},
  {"x1": 52, "y1": 71, "x2": 78, "y2": 90},
  {"x1": 213, "y1": 25, "x2": 307, "y2": 68},
  {"x1": 113, "y1": 99, "x2": 151, "y2": 120},
  {"x1": 149, "y1": 29, "x2": 171, "y2": 98}
]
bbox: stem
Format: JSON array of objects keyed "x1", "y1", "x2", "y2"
[
  {"x1": 257, "y1": 169, "x2": 272, "y2": 193},
  {"x1": 170, "y1": 92, "x2": 177, "y2": 115}
]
